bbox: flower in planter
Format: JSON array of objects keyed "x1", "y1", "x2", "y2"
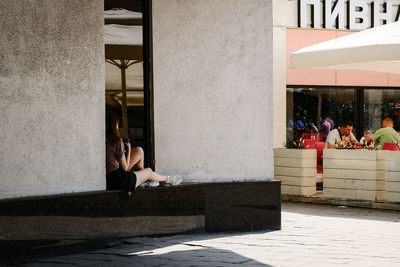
[
  {"x1": 285, "y1": 137, "x2": 305, "y2": 149},
  {"x1": 353, "y1": 142, "x2": 362, "y2": 149},
  {"x1": 334, "y1": 140, "x2": 374, "y2": 150},
  {"x1": 360, "y1": 142, "x2": 375, "y2": 150}
]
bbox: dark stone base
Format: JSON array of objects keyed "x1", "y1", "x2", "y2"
[
  {"x1": 0, "y1": 181, "x2": 280, "y2": 258},
  {"x1": 0, "y1": 181, "x2": 281, "y2": 265},
  {"x1": 205, "y1": 182, "x2": 281, "y2": 232}
]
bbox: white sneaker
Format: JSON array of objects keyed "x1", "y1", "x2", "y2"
[
  {"x1": 166, "y1": 175, "x2": 183, "y2": 186},
  {"x1": 148, "y1": 182, "x2": 160, "y2": 187},
  {"x1": 139, "y1": 181, "x2": 149, "y2": 187},
  {"x1": 139, "y1": 181, "x2": 159, "y2": 187}
]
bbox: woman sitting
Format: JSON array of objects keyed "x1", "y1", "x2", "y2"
[{"x1": 106, "y1": 112, "x2": 182, "y2": 192}]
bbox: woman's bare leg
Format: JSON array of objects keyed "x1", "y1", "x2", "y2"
[
  {"x1": 128, "y1": 147, "x2": 144, "y2": 171},
  {"x1": 134, "y1": 168, "x2": 167, "y2": 188}
]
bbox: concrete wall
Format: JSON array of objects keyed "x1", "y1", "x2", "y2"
[
  {"x1": 152, "y1": 0, "x2": 273, "y2": 182},
  {"x1": 273, "y1": 0, "x2": 290, "y2": 148},
  {"x1": 0, "y1": 0, "x2": 105, "y2": 199}
]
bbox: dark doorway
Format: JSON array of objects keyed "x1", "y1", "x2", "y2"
[{"x1": 104, "y1": 0, "x2": 153, "y2": 169}]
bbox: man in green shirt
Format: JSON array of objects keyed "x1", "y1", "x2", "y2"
[{"x1": 365, "y1": 117, "x2": 400, "y2": 150}]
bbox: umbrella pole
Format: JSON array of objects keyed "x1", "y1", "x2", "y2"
[
  {"x1": 121, "y1": 63, "x2": 128, "y2": 138},
  {"x1": 317, "y1": 93, "x2": 322, "y2": 129},
  {"x1": 106, "y1": 59, "x2": 142, "y2": 139}
]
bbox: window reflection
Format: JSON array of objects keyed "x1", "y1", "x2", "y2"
[
  {"x1": 287, "y1": 87, "x2": 356, "y2": 141},
  {"x1": 364, "y1": 89, "x2": 400, "y2": 133}
]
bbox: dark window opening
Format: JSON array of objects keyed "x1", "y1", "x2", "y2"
[
  {"x1": 104, "y1": 0, "x2": 153, "y2": 168},
  {"x1": 287, "y1": 86, "x2": 400, "y2": 142},
  {"x1": 286, "y1": 87, "x2": 356, "y2": 142}
]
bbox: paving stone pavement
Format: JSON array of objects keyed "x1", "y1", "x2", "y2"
[{"x1": 25, "y1": 202, "x2": 400, "y2": 266}]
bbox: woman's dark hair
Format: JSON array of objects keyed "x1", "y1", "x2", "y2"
[{"x1": 106, "y1": 112, "x2": 120, "y2": 144}]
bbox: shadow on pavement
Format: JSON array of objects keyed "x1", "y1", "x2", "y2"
[
  {"x1": 26, "y1": 243, "x2": 273, "y2": 266},
  {"x1": 0, "y1": 238, "x2": 119, "y2": 266},
  {"x1": 7, "y1": 231, "x2": 278, "y2": 266},
  {"x1": 107, "y1": 247, "x2": 273, "y2": 266},
  {"x1": 282, "y1": 202, "x2": 400, "y2": 222}
]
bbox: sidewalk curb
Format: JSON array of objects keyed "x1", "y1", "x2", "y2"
[{"x1": 282, "y1": 193, "x2": 400, "y2": 211}]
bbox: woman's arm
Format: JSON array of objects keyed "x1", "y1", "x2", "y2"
[
  {"x1": 365, "y1": 136, "x2": 372, "y2": 145},
  {"x1": 327, "y1": 143, "x2": 336, "y2": 149},
  {"x1": 347, "y1": 132, "x2": 358, "y2": 144},
  {"x1": 119, "y1": 141, "x2": 131, "y2": 171}
]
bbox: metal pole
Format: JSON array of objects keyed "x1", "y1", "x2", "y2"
[
  {"x1": 355, "y1": 88, "x2": 364, "y2": 141},
  {"x1": 121, "y1": 62, "x2": 129, "y2": 138},
  {"x1": 317, "y1": 93, "x2": 322, "y2": 128},
  {"x1": 143, "y1": 0, "x2": 153, "y2": 169}
]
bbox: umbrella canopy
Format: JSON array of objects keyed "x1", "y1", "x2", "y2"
[
  {"x1": 105, "y1": 61, "x2": 143, "y2": 107},
  {"x1": 290, "y1": 21, "x2": 400, "y2": 74},
  {"x1": 104, "y1": 24, "x2": 142, "y2": 60},
  {"x1": 104, "y1": 22, "x2": 143, "y2": 137},
  {"x1": 104, "y1": 8, "x2": 142, "y2": 25},
  {"x1": 105, "y1": 60, "x2": 143, "y2": 90}
]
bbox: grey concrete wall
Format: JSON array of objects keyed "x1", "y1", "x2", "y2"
[
  {"x1": 273, "y1": 0, "x2": 289, "y2": 148},
  {"x1": 152, "y1": 0, "x2": 273, "y2": 182},
  {"x1": 0, "y1": 0, "x2": 105, "y2": 199}
]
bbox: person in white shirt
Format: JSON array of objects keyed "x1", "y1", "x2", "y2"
[{"x1": 325, "y1": 121, "x2": 359, "y2": 149}]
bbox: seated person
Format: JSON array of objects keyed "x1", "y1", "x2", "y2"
[
  {"x1": 293, "y1": 112, "x2": 305, "y2": 140},
  {"x1": 360, "y1": 130, "x2": 374, "y2": 145},
  {"x1": 106, "y1": 112, "x2": 182, "y2": 192},
  {"x1": 308, "y1": 120, "x2": 318, "y2": 133},
  {"x1": 325, "y1": 121, "x2": 359, "y2": 149},
  {"x1": 321, "y1": 115, "x2": 334, "y2": 140},
  {"x1": 365, "y1": 117, "x2": 400, "y2": 150}
]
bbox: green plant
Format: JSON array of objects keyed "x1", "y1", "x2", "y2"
[{"x1": 285, "y1": 138, "x2": 304, "y2": 149}]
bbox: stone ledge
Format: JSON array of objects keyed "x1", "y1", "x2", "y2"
[
  {"x1": 0, "y1": 181, "x2": 281, "y2": 240},
  {"x1": 0, "y1": 185, "x2": 203, "y2": 217}
]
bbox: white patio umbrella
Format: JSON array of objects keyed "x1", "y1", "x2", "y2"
[
  {"x1": 105, "y1": 61, "x2": 143, "y2": 107},
  {"x1": 106, "y1": 60, "x2": 143, "y2": 91},
  {"x1": 104, "y1": 8, "x2": 142, "y2": 25},
  {"x1": 104, "y1": 24, "x2": 143, "y2": 138},
  {"x1": 105, "y1": 24, "x2": 142, "y2": 60},
  {"x1": 290, "y1": 21, "x2": 400, "y2": 74}
]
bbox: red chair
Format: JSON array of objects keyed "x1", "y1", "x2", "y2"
[
  {"x1": 315, "y1": 142, "x2": 325, "y2": 173},
  {"x1": 382, "y1": 143, "x2": 399, "y2": 151},
  {"x1": 315, "y1": 133, "x2": 323, "y2": 142},
  {"x1": 303, "y1": 139, "x2": 316, "y2": 149}
]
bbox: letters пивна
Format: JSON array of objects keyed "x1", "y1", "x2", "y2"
[{"x1": 299, "y1": 0, "x2": 399, "y2": 30}]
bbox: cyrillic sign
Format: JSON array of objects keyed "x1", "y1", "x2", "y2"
[{"x1": 299, "y1": 0, "x2": 400, "y2": 30}]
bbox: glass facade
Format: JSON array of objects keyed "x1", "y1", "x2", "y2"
[
  {"x1": 287, "y1": 87, "x2": 356, "y2": 141},
  {"x1": 287, "y1": 87, "x2": 400, "y2": 142},
  {"x1": 364, "y1": 89, "x2": 400, "y2": 133}
]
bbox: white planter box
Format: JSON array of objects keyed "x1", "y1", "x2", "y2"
[
  {"x1": 323, "y1": 150, "x2": 385, "y2": 201},
  {"x1": 274, "y1": 148, "x2": 317, "y2": 196},
  {"x1": 385, "y1": 151, "x2": 400, "y2": 203}
]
